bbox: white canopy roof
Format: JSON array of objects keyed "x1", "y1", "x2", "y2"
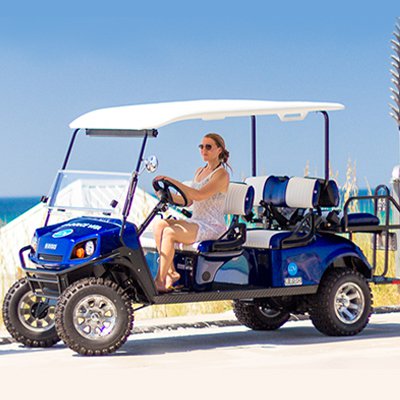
[{"x1": 69, "y1": 99, "x2": 345, "y2": 130}]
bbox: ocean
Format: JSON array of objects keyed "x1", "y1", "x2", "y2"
[{"x1": 0, "y1": 197, "x2": 41, "y2": 225}]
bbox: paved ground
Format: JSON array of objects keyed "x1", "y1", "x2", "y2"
[{"x1": 1, "y1": 311, "x2": 400, "y2": 398}]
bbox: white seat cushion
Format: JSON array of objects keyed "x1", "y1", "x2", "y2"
[{"x1": 244, "y1": 229, "x2": 290, "y2": 249}]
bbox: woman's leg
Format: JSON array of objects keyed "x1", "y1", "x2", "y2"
[
  {"x1": 153, "y1": 219, "x2": 180, "y2": 285},
  {"x1": 154, "y1": 220, "x2": 198, "y2": 291},
  {"x1": 153, "y1": 218, "x2": 169, "y2": 253}
]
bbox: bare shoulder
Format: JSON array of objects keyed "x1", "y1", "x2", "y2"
[
  {"x1": 219, "y1": 167, "x2": 229, "y2": 179},
  {"x1": 212, "y1": 167, "x2": 230, "y2": 188},
  {"x1": 193, "y1": 167, "x2": 203, "y2": 177}
]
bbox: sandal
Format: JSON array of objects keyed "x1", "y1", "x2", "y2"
[{"x1": 156, "y1": 286, "x2": 174, "y2": 294}]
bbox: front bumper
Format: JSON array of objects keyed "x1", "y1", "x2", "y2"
[{"x1": 19, "y1": 245, "x2": 119, "y2": 299}]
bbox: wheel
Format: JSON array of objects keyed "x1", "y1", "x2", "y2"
[
  {"x1": 233, "y1": 300, "x2": 290, "y2": 330},
  {"x1": 2, "y1": 278, "x2": 60, "y2": 347},
  {"x1": 309, "y1": 268, "x2": 372, "y2": 336},
  {"x1": 55, "y1": 278, "x2": 134, "y2": 356}
]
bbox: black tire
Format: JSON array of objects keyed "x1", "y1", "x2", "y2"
[
  {"x1": 2, "y1": 278, "x2": 60, "y2": 347},
  {"x1": 233, "y1": 300, "x2": 290, "y2": 330},
  {"x1": 309, "y1": 268, "x2": 372, "y2": 336},
  {"x1": 55, "y1": 278, "x2": 134, "y2": 356}
]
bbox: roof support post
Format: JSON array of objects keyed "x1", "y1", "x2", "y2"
[
  {"x1": 120, "y1": 134, "x2": 149, "y2": 241},
  {"x1": 62, "y1": 129, "x2": 80, "y2": 170},
  {"x1": 320, "y1": 111, "x2": 330, "y2": 180},
  {"x1": 251, "y1": 115, "x2": 257, "y2": 176}
]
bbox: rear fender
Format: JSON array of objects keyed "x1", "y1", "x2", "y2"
[
  {"x1": 272, "y1": 233, "x2": 373, "y2": 287},
  {"x1": 325, "y1": 255, "x2": 373, "y2": 279},
  {"x1": 322, "y1": 236, "x2": 373, "y2": 279}
]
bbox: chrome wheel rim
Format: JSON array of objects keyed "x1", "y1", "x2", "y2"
[
  {"x1": 73, "y1": 295, "x2": 118, "y2": 340},
  {"x1": 334, "y1": 282, "x2": 365, "y2": 324},
  {"x1": 17, "y1": 292, "x2": 56, "y2": 332},
  {"x1": 258, "y1": 306, "x2": 281, "y2": 318}
]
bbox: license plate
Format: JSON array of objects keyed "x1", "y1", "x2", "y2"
[{"x1": 284, "y1": 277, "x2": 303, "y2": 286}]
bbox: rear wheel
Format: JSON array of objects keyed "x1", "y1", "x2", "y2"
[
  {"x1": 233, "y1": 300, "x2": 290, "y2": 330},
  {"x1": 55, "y1": 278, "x2": 134, "y2": 356},
  {"x1": 2, "y1": 278, "x2": 59, "y2": 347},
  {"x1": 309, "y1": 268, "x2": 372, "y2": 336}
]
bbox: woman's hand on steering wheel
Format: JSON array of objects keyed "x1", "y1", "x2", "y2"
[{"x1": 152, "y1": 177, "x2": 189, "y2": 207}]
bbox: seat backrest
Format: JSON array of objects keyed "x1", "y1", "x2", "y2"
[
  {"x1": 285, "y1": 177, "x2": 321, "y2": 208},
  {"x1": 261, "y1": 175, "x2": 340, "y2": 209},
  {"x1": 263, "y1": 175, "x2": 291, "y2": 206},
  {"x1": 318, "y1": 179, "x2": 340, "y2": 207},
  {"x1": 260, "y1": 175, "x2": 321, "y2": 208},
  {"x1": 223, "y1": 182, "x2": 254, "y2": 216},
  {"x1": 244, "y1": 175, "x2": 269, "y2": 206}
]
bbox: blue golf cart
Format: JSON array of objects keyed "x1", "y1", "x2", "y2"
[{"x1": 3, "y1": 99, "x2": 400, "y2": 356}]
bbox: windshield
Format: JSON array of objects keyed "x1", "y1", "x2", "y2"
[{"x1": 47, "y1": 170, "x2": 131, "y2": 216}]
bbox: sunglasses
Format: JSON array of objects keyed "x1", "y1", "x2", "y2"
[{"x1": 198, "y1": 144, "x2": 214, "y2": 150}]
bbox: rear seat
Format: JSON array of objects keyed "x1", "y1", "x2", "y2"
[
  {"x1": 244, "y1": 175, "x2": 380, "y2": 245},
  {"x1": 244, "y1": 175, "x2": 322, "y2": 248},
  {"x1": 140, "y1": 182, "x2": 254, "y2": 253},
  {"x1": 244, "y1": 175, "x2": 341, "y2": 248}
]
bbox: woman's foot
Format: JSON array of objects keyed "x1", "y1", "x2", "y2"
[
  {"x1": 155, "y1": 282, "x2": 173, "y2": 293},
  {"x1": 154, "y1": 277, "x2": 171, "y2": 293},
  {"x1": 166, "y1": 271, "x2": 181, "y2": 288}
]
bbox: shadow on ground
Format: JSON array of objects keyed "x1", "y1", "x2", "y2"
[
  {"x1": 109, "y1": 321, "x2": 400, "y2": 357},
  {"x1": 1, "y1": 319, "x2": 400, "y2": 358}
]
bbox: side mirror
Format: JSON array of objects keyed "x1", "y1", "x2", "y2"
[{"x1": 144, "y1": 155, "x2": 158, "y2": 173}]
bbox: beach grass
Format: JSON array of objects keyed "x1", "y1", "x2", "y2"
[
  {"x1": 134, "y1": 301, "x2": 233, "y2": 320},
  {"x1": 353, "y1": 233, "x2": 400, "y2": 306}
]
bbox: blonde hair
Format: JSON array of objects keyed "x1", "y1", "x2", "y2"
[{"x1": 204, "y1": 133, "x2": 232, "y2": 170}]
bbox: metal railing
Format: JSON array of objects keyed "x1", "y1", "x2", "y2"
[{"x1": 343, "y1": 185, "x2": 400, "y2": 279}]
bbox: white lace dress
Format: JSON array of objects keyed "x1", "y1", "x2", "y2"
[{"x1": 189, "y1": 166, "x2": 227, "y2": 242}]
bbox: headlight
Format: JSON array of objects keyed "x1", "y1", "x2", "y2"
[
  {"x1": 85, "y1": 240, "x2": 95, "y2": 256},
  {"x1": 31, "y1": 235, "x2": 38, "y2": 252},
  {"x1": 71, "y1": 239, "x2": 97, "y2": 259}
]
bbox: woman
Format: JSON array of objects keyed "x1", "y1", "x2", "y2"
[{"x1": 153, "y1": 133, "x2": 230, "y2": 292}]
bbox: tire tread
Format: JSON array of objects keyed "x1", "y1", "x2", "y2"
[
  {"x1": 310, "y1": 268, "x2": 372, "y2": 336},
  {"x1": 55, "y1": 277, "x2": 133, "y2": 356},
  {"x1": 2, "y1": 278, "x2": 60, "y2": 347},
  {"x1": 233, "y1": 300, "x2": 290, "y2": 330}
]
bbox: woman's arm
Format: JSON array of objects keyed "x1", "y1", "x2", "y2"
[{"x1": 155, "y1": 169, "x2": 229, "y2": 202}]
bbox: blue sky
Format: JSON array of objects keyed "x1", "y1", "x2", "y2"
[{"x1": 0, "y1": 2, "x2": 399, "y2": 196}]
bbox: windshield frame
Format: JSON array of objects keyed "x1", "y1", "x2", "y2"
[{"x1": 43, "y1": 130, "x2": 150, "y2": 229}]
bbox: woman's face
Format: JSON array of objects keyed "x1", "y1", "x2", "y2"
[{"x1": 199, "y1": 137, "x2": 221, "y2": 163}]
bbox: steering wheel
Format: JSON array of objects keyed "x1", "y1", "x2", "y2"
[{"x1": 152, "y1": 178, "x2": 189, "y2": 207}]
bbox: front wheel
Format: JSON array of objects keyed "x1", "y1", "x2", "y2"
[
  {"x1": 309, "y1": 268, "x2": 372, "y2": 336},
  {"x1": 2, "y1": 278, "x2": 60, "y2": 347},
  {"x1": 233, "y1": 300, "x2": 290, "y2": 330},
  {"x1": 55, "y1": 278, "x2": 134, "y2": 356}
]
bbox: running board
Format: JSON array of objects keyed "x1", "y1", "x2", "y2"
[{"x1": 152, "y1": 285, "x2": 318, "y2": 304}]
